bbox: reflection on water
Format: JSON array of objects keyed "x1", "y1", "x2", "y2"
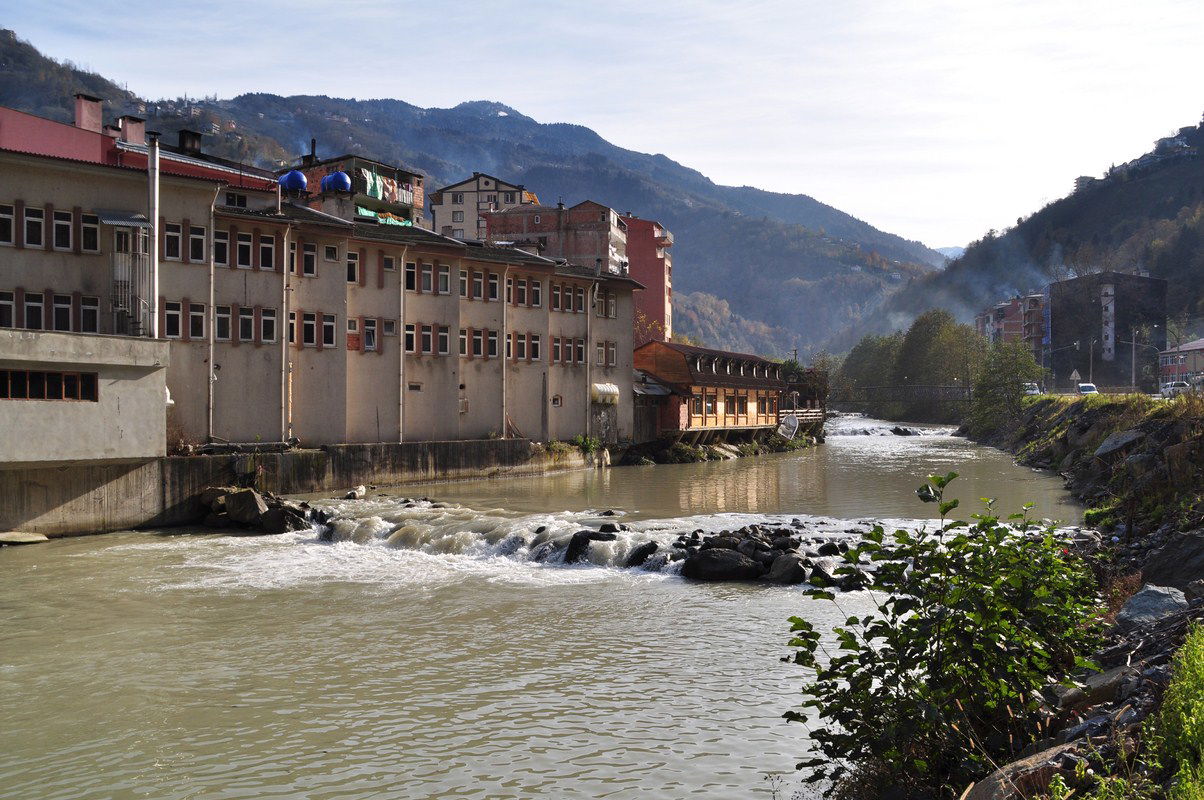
[{"x1": 0, "y1": 418, "x2": 1078, "y2": 800}]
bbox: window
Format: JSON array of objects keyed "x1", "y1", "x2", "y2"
[
  {"x1": 216, "y1": 306, "x2": 231, "y2": 341},
  {"x1": 164, "y1": 223, "x2": 182, "y2": 260},
  {"x1": 346, "y1": 251, "x2": 359, "y2": 283},
  {"x1": 288, "y1": 312, "x2": 295, "y2": 344},
  {"x1": 405, "y1": 262, "x2": 417, "y2": 291},
  {"x1": 459, "y1": 329, "x2": 468, "y2": 356},
  {"x1": 420, "y1": 264, "x2": 433, "y2": 293},
  {"x1": 50, "y1": 295, "x2": 71, "y2": 331},
  {"x1": 575, "y1": 287, "x2": 585, "y2": 313},
  {"x1": 451, "y1": 192, "x2": 464, "y2": 204},
  {"x1": 165, "y1": 301, "x2": 182, "y2": 338},
  {"x1": 533, "y1": 214, "x2": 540, "y2": 224},
  {"x1": 302, "y1": 313, "x2": 316, "y2": 346},
  {"x1": 453, "y1": 229, "x2": 464, "y2": 239},
  {"x1": 506, "y1": 277, "x2": 513, "y2": 303},
  {"x1": 516, "y1": 279, "x2": 527, "y2": 306},
  {"x1": 236, "y1": 233, "x2": 252, "y2": 268},
  {"x1": 552, "y1": 337, "x2": 561, "y2": 363},
  {"x1": 53, "y1": 210, "x2": 72, "y2": 250},
  {"x1": 531, "y1": 280, "x2": 542, "y2": 307},
  {"x1": 420, "y1": 325, "x2": 433, "y2": 354},
  {"x1": 322, "y1": 314, "x2": 336, "y2": 347},
  {"x1": 488, "y1": 273, "x2": 499, "y2": 301},
  {"x1": 459, "y1": 269, "x2": 469, "y2": 297},
  {"x1": 487, "y1": 330, "x2": 498, "y2": 357},
  {"x1": 76, "y1": 213, "x2": 98, "y2": 253},
  {"x1": 383, "y1": 255, "x2": 396, "y2": 272},
  {"x1": 452, "y1": 210, "x2": 464, "y2": 223},
  {"x1": 238, "y1": 308, "x2": 254, "y2": 342},
  {"x1": 472, "y1": 271, "x2": 484, "y2": 299},
  {"x1": 705, "y1": 395, "x2": 716, "y2": 415},
  {"x1": 515, "y1": 334, "x2": 527, "y2": 360},
  {"x1": 81, "y1": 296, "x2": 99, "y2": 333},
  {"x1": 213, "y1": 231, "x2": 228, "y2": 266},
  {"x1": 606, "y1": 341, "x2": 616, "y2": 367},
  {"x1": 348, "y1": 319, "x2": 359, "y2": 334},
  {"x1": 190, "y1": 226, "x2": 206, "y2": 262},
  {"x1": 189, "y1": 303, "x2": 205, "y2": 339},
  {"x1": 551, "y1": 394, "x2": 562, "y2": 408},
  {"x1": 505, "y1": 333, "x2": 511, "y2": 359},
  {"x1": 503, "y1": 192, "x2": 515, "y2": 204},
  {"x1": 404, "y1": 323, "x2": 415, "y2": 353},
  {"x1": 24, "y1": 208, "x2": 44, "y2": 247},
  {"x1": 364, "y1": 318, "x2": 377, "y2": 351},
  {"x1": 302, "y1": 243, "x2": 316, "y2": 276},
  {"x1": 0, "y1": 205, "x2": 12, "y2": 245},
  {"x1": 472, "y1": 330, "x2": 484, "y2": 357},
  {"x1": 576, "y1": 339, "x2": 585, "y2": 364},
  {"x1": 530, "y1": 334, "x2": 541, "y2": 361},
  {"x1": 408, "y1": 382, "x2": 422, "y2": 392},
  {"x1": 596, "y1": 340, "x2": 605, "y2": 365},
  {"x1": 0, "y1": 369, "x2": 99, "y2": 402},
  {"x1": 259, "y1": 234, "x2": 276, "y2": 271},
  {"x1": 438, "y1": 265, "x2": 450, "y2": 294},
  {"x1": 324, "y1": 245, "x2": 338, "y2": 262},
  {"x1": 224, "y1": 192, "x2": 247, "y2": 208},
  {"x1": 383, "y1": 319, "x2": 396, "y2": 336},
  {"x1": 262, "y1": 308, "x2": 277, "y2": 343},
  {"x1": 691, "y1": 395, "x2": 703, "y2": 415},
  {"x1": 288, "y1": 242, "x2": 297, "y2": 274},
  {"x1": 437, "y1": 326, "x2": 450, "y2": 355},
  {"x1": 551, "y1": 285, "x2": 561, "y2": 311}
]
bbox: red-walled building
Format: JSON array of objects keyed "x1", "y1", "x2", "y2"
[
  {"x1": 483, "y1": 200, "x2": 628, "y2": 275},
  {"x1": 620, "y1": 214, "x2": 672, "y2": 345}
]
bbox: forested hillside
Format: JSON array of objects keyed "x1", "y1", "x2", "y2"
[
  {"x1": 826, "y1": 118, "x2": 1204, "y2": 351},
  {"x1": 0, "y1": 29, "x2": 943, "y2": 357}
]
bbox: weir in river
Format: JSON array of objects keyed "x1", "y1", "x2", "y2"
[{"x1": 0, "y1": 416, "x2": 1082, "y2": 800}]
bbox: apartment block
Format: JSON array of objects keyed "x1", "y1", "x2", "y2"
[
  {"x1": 0, "y1": 98, "x2": 638, "y2": 464},
  {"x1": 484, "y1": 200, "x2": 629, "y2": 276},
  {"x1": 429, "y1": 173, "x2": 538, "y2": 240},
  {"x1": 620, "y1": 214, "x2": 673, "y2": 344}
]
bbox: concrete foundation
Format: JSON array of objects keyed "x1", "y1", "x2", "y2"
[{"x1": 0, "y1": 439, "x2": 589, "y2": 537}]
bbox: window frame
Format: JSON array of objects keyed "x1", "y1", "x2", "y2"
[
  {"x1": 164, "y1": 301, "x2": 182, "y2": 339},
  {"x1": 437, "y1": 325, "x2": 450, "y2": 355},
  {"x1": 213, "y1": 230, "x2": 229, "y2": 266},
  {"x1": 363, "y1": 318, "x2": 377, "y2": 351},
  {"x1": 189, "y1": 302, "x2": 205, "y2": 339},
  {"x1": 236, "y1": 232, "x2": 253, "y2": 269},
  {"x1": 23, "y1": 207, "x2": 44, "y2": 248},
  {"x1": 215, "y1": 305, "x2": 231, "y2": 341},
  {"x1": 346, "y1": 250, "x2": 359, "y2": 283},
  {"x1": 259, "y1": 234, "x2": 276, "y2": 272},
  {"x1": 0, "y1": 204, "x2": 13, "y2": 246},
  {"x1": 487, "y1": 273, "x2": 499, "y2": 301},
  {"x1": 189, "y1": 226, "x2": 206, "y2": 262},
  {"x1": 164, "y1": 222, "x2": 182, "y2": 261},
  {"x1": 487, "y1": 330, "x2": 498, "y2": 357},
  {"x1": 322, "y1": 314, "x2": 336, "y2": 347},
  {"x1": 437, "y1": 265, "x2": 451, "y2": 295},
  {"x1": 238, "y1": 307, "x2": 254, "y2": 342},
  {"x1": 80, "y1": 296, "x2": 99, "y2": 333},
  {"x1": 302, "y1": 312, "x2": 317, "y2": 347},
  {"x1": 52, "y1": 294, "x2": 72, "y2": 331},
  {"x1": 261, "y1": 308, "x2": 277, "y2": 343},
  {"x1": 404, "y1": 323, "x2": 416, "y2": 353},
  {"x1": 324, "y1": 244, "x2": 338, "y2": 262},
  {"x1": 53, "y1": 210, "x2": 72, "y2": 251},
  {"x1": 302, "y1": 243, "x2": 317, "y2": 276}
]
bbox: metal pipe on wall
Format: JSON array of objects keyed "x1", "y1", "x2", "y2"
[
  {"x1": 206, "y1": 191, "x2": 217, "y2": 442},
  {"x1": 147, "y1": 134, "x2": 160, "y2": 338},
  {"x1": 398, "y1": 245, "x2": 408, "y2": 443}
]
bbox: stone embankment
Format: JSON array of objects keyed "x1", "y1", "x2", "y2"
[{"x1": 959, "y1": 395, "x2": 1204, "y2": 798}]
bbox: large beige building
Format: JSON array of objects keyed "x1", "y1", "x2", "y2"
[
  {"x1": 429, "y1": 173, "x2": 538, "y2": 241},
  {"x1": 0, "y1": 99, "x2": 637, "y2": 461}
]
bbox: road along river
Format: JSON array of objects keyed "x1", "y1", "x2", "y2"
[{"x1": 0, "y1": 417, "x2": 1081, "y2": 800}]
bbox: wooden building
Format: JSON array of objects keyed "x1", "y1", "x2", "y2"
[{"x1": 633, "y1": 341, "x2": 787, "y2": 443}]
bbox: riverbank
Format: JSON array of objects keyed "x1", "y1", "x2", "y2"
[{"x1": 953, "y1": 393, "x2": 1204, "y2": 799}]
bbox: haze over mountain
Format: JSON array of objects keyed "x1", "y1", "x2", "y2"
[{"x1": 0, "y1": 29, "x2": 944, "y2": 357}]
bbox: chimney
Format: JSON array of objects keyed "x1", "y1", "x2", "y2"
[
  {"x1": 301, "y1": 138, "x2": 317, "y2": 167},
  {"x1": 102, "y1": 124, "x2": 120, "y2": 139},
  {"x1": 73, "y1": 93, "x2": 103, "y2": 133},
  {"x1": 118, "y1": 115, "x2": 146, "y2": 144},
  {"x1": 178, "y1": 129, "x2": 203, "y2": 154}
]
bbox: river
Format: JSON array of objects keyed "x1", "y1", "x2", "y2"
[{"x1": 0, "y1": 418, "x2": 1081, "y2": 800}]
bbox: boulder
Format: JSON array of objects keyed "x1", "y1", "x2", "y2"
[
  {"x1": 965, "y1": 744, "x2": 1080, "y2": 800},
  {"x1": 258, "y1": 506, "x2": 310, "y2": 534},
  {"x1": 598, "y1": 522, "x2": 621, "y2": 534},
  {"x1": 344, "y1": 485, "x2": 368, "y2": 500},
  {"x1": 0, "y1": 531, "x2": 50, "y2": 545},
  {"x1": 763, "y1": 553, "x2": 808, "y2": 584},
  {"x1": 1142, "y1": 530, "x2": 1204, "y2": 590},
  {"x1": 494, "y1": 534, "x2": 528, "y2": 556},
  {"x1": 681, "y1": 548, "x2": 763, "y2": 582},
  {"x1": 701, "y1": 535, "x2": 742, "y2": 551},
  {"x1": 624, "y1": 541, "x2": 659, "y2": 568},
  {"x1": 809, "y1": 558, "x2": 840, "y2": 586},
  {"x1": 1186, "y1": 579, "x2": 1204, "y2": 602},
  {"x1": 565, "y1": 530, "x2": 618, "y2": 563},
  {"x1": 816, "y1": 541, "x2": 842, "y2": 556},
  {"x1": 224, "y1": 488, "x2": 268, "y2": 524},
  {"x1": 1094, "y1": 429, "x2": 1145, "y2": 459},
  {"x1": 203, "y1": 511, "x2": 232, "y2": 529},
  {"x1": 1115, "y1": 584, "x2": 1189, "y2": 630}
]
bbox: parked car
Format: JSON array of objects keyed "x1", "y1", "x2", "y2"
[
  {"x1": 1161, "y1": 381, "x2": 1191, "y2": 398},
  {"x1": 1077, "y1": 383, "x2": 1099, "y2": 395},
  {"x1": 1022, "y1": 382, "x2": 1043, "y2": 396}
]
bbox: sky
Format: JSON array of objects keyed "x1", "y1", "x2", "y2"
[{"x1": 6, "y1": 0, "x2": 1204, "y2": 248}]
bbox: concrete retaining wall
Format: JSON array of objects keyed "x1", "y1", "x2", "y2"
[{"x1": 1, "y1": 440, "x2": 589, "y2": 537}]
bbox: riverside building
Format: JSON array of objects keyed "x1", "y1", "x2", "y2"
[
  {"x1": 429, "y1": 173, "x2": 538, "y2": 240},
  {"x1": 0, "y1": 97, "x2": 638, "y2": 464}
]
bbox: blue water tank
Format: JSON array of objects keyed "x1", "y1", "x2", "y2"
[
  {"x1": 329, "y1": 171, "x2": 352, "y2": 192},
  {"x1": 278, "y1": 170, "x2": 307, "y2": 192},
  {"x1": 319, "y1": 174, "x2": 331, "y2": 193}
]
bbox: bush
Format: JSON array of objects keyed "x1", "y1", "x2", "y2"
[
  {"x1": 785, "y1": 472, "x2": 1103, "y2": 797},
  {"x1": 569, "y1": 434, "x2": 601, "y2": 455},
  {"x1": 1156, "y1": 624, "x2": 1204, "y2": 800}
]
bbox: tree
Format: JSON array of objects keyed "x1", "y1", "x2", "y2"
[{"x1": 966, "y1": 341, "x2": 1046, "y2": 438}]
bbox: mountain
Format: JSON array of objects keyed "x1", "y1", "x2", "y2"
[
  {"x1": 822, "y1": 120, "x2": 1204, "y2": 352},
  {"x1": 0, "y1": 29, "x2": 946, "y2": 357},
  {"x1": 935, "y1": 246, "x2": 965, "y2": 260}
]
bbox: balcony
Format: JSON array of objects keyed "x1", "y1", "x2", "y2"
[{"x1": 656, "y1": 230, "x2": 674, "y2": 247}]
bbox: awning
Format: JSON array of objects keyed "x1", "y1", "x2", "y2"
[
  {"x1": 591, "y1": 383, "x2": 620, "y2": 404},
  {"x1": 95, "y1": 209, "x2": 151, "y2": 228}
]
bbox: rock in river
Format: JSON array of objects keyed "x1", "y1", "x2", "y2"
[
  {"x1": 681, "y1": 549, "x2": 763, "y2": 582},
  {"x1": 565, "y1": 530, "x2": 618, "y2": 563},
  {"x1": 763, "y1": 553, "x2": 808, "y2": 584},
  {"x1": 624, "y1": 541, "x2": 659, "y2": 568}
]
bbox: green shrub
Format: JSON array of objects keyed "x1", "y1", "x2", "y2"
[
  {"x1": 545, "y1": 440, "x2": 574, "y2": 456},
  {"x1": 785, "y1": 472, "x2": 1103, "y2": 797},
  {"x1": 569, "y1": 434, "x2": 601, "y2": 455},
  {"x1": 1156, "y1": 624, "x2": 1204, "y2": 800}
]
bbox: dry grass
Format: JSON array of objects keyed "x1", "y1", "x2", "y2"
[{"x1": 1101, "y1": 571, "x2": 1144, "y2": 625}]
